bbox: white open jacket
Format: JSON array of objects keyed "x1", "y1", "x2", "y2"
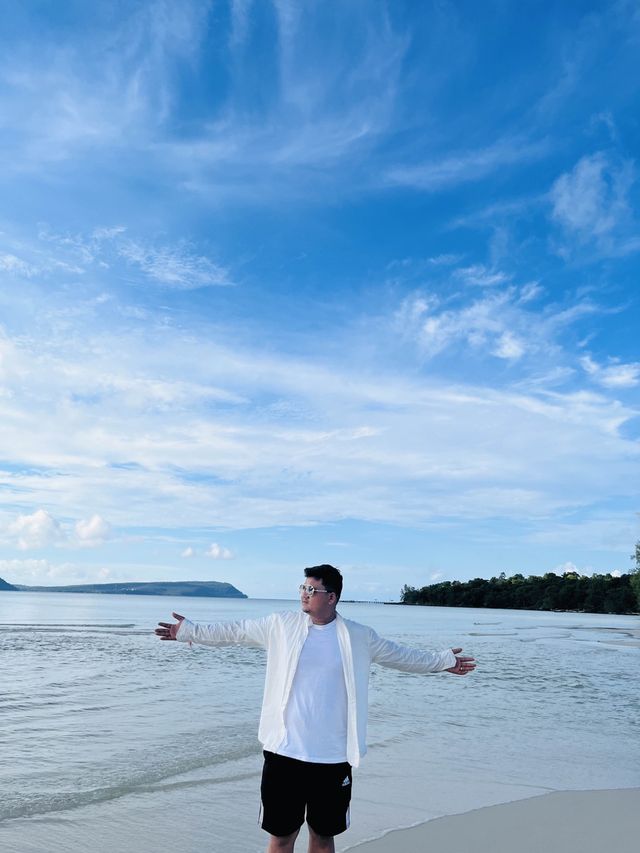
[{"x1": 176, "y1": 610, "x2": 456, "y2": 768}]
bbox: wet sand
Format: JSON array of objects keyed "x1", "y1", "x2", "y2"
[{"x1": 345, "y1": 788, "x2": 639, "y2": 853}]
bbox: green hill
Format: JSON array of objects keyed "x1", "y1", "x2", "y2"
[{"x1": 6, "y1": 580, "x2": 247, "y2": 598}]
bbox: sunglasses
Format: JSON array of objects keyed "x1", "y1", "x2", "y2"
[{"x1": 299, "y1": 584, "x2": 332, "y2": 597}]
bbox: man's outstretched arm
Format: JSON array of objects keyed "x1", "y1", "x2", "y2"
[
  {"x1": 155, "y1": 611, "x2": 272, "y2": 647},
  {"x1": 369, "y1": 631, "x2": 476, "y2": 675}
]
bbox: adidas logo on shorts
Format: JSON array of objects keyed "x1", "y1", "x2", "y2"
[{"x1": 341, "y1": 776, "x2": 350, "y2": 787}]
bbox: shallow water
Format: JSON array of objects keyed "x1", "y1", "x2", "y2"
[{"x1": 1, "y1": 593, "x2": 638, "y2": 852}]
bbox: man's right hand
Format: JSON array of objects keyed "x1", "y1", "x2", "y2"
[{"x1": 155, "y1": 612, "x2": 185, "y2": 641}]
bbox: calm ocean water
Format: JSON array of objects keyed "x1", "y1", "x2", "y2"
[{"x1": 1, "y1": 592, "x2": 638, "y2": 853}]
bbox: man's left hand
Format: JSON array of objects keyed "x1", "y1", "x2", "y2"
[{"x1": 446, "y1": 648, "x2": 476, "y2": 675}]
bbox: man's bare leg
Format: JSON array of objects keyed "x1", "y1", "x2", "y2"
[
  {"x1": 266, "y1": 829, "x2": 299, "y2": 853},
  {"x1": 308, "y1": 827, "x2": 335, "y2": 853}
]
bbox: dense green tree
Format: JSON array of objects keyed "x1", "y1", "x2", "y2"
[
  {"x1": 399, "y1": 570, "x2": 637, "y2": 614},
  {"x1": 603, "y1": 576, "x2": 637, "y2": 614},
  {"x1": 400, "y1": 584, "x2": 418, "y2": 604},
  {"x1": 630, "y1": 541, "x2": 640, "y2": 610},
  {"x1": 584, "y1": 574, "x2": 608, "y2": 613}
]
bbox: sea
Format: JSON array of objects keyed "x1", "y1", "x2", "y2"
[{"x1": 1, "y1": 592, "x2": 638, "y2": 853}]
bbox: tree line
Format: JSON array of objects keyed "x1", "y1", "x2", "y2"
[
  {"x1": 401, "y1": 541, "x2": 640, "y2": 614},
  {"x1": 401, "y1": 553, "x2": 640, "y2": 615}
]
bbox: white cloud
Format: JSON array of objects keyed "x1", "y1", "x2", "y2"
[
  {"x1": 117, "y1": 240, "x2": 232, "y2": 289},
  {"x1": 205, "y1": 543, "x2": 234, "y2": 560},
  {"x1": 181, "y1": 546, "x2": 195, "y2": 558},
  {"x1": 394, "y1": 281, "x2": 601, "y2": 369},
  {"x1": 493, "y1": 332, "x2": 525, "y2": 361},
  {"x1": 519, "y1": 282, "x2": 543, "y2": 303},
  {"x1": 75, "y1": 514, "x2": 111, "y2": 546},
  {"x1": 229, "y1": 0, "x2": 252, "y2": 48},
  {"x1": 7, "y1": 509, "x2": 65, "y2": 550},
  {"x1": 555, "y1": 561, "x2": 579, "y2": 574},
  {"x1": 580, "y1": 355, "x2": 640, "y2": 388},
  {"x1": 454, "y1": 264, "x2": 510, "y2": 287},
  {"x1": 0, "y1": 558, "x2": 49, "y2": 583},
  {"x1": 0, "y1": 558, "x2": 113, "y2": 586},
  {"x1": 395, "y1": 289, "x2": 517, "y2": 359},
  {"x1": 527, "y1": 513, "x2": 638, "y2": 554},
  {"x1": 0, "y1": 291, "x2": 637, "y2": 540},
  {"x1": 550, "y1": 152, "x2": 637, "y2": 251},
  {"x1": 386, "y1": 137, "x2": 549, "y2": 191},
  {"x1": 141, "y1": 3, "x2": 408, "y2": 203},
  {"x1": 92, "y1": 225, "x2": 126, "y2": 240},
  {"x1": 0, "y1": 253, "x2": 38, "y2": 277},
  {"x1": 33, "y1": 226, "x2": 233, "y2": 291},
  {"x1": 428, "y1": 254, "x2": 461, "y2": 266},
  {"x1": 0, "y1": 3, "x2": 209, "y2": 167}
]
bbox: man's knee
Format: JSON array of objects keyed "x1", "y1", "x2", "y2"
[
  {"x1": 267, "y1": 829, "x2": 300, "y2": 851},
  {"x1": 308, "y1": 826, "x2": 335, "y2": 852}
]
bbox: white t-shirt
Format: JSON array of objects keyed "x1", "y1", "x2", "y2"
[{"x1": 277, "y1": 619, "x2": 348, "y2": 763}]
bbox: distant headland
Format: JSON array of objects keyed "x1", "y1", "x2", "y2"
[{"x1": 0, "y1": 578, "x2": 247, "y2": 598}]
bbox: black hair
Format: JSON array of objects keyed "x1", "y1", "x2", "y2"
[{"x1": 304, "y1": 564, "x2": 343, "y2": 602}]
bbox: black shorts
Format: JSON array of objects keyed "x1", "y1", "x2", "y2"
[{"x1": 260, "y1": 751, "x2": 352, "y2": 838}]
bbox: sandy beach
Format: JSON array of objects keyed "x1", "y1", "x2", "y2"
[{"x1": 345, "y1": 788, "x2": 639, "y2": 853}]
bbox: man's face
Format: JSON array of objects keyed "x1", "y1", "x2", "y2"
[{"x1": 299, "y1": 577, "x2": 337, "y2": 623}]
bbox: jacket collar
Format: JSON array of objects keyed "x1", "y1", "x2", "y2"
[{"x1": 303, "y1": 610, "x2": 341, "y2": 627}]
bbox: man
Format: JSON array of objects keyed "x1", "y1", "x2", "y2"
[{"x1": 156, "y1": 564, "x2": 475, "y2": 853}]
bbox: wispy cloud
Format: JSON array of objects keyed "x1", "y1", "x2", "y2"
[
  {"x1": 393, "y1": 277, "x2": 596, "y2": 366},
  {"x1": 519, "y1": 282, "x2": 544, "y2": 304},
  {"x1": 229, "y1": 0, "x2": 252, "y2": 48},
  {"x1": 0, "y1": 1, "x2": 409, "y2": 209},
  {"x1": 453, "y1": 264, "x2": 510, "y2": 287},
  {"x1": 5, "y1": 226, "x2": 233, "y2": 291},
  {"x1": 550, "y1": 151, "x2": 638, "y2": 255},
  {"x1": 0, "y1": 557, "x2": 120, "y2": 585},
  {"x1": 581, "y1": 355, "x2": 640, "y2": 388},
  {"x1": 0, "y1": 253, "x2": 38, "y2": 276},
  {"x1": 117, "y1": 240, "x2": 232, "y2": 288},
  {"x1": 0, "y1": 558, "x2": 70, "y2": 583},
  {"x1": 428, "y1": 254, "x2": 462, "y2": 266},
  {"x1": 526, "y1": 512, "x2": 640, "y2": 553},
  {"x1": 0, "y1": 1, "x2": 209, "y2": 167},
  {"x1": 386, "y1": 136, "x2": 550, "y2": 191},
  {"x1": 153, "y1": 4, "x2": 414, "y2": 206},
  {"x1": 493, "y1": 332, "x2": 526, "y2": 361},
  {"x1": 0, "y1": 301, "x2": 637, "y2": 540}
]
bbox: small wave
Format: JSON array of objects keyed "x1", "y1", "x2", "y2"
[
  {"x1": 0, "y1": 741, "x2": 261, "y2": 823},
  {"x1": 468, "y1": 631, "x2": 517, "y2": 636}
]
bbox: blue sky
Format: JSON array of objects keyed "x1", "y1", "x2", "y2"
[{"x1": 1, "y1": 0, "x2": 639, "y2": 600}]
